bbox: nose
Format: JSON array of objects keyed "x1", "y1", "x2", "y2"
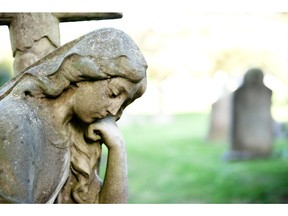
[
  {"x1": 107, "y1": 102, "x2": 125, "y2": 121},
  {"x1": 107, "y1": 97, "x2": 125, "y2": 118},
  {"x1": 107, "y1": 103, "x2": 121, "y2": 116},
  {"x1": 114, "y1": 107, "x2": 124, "y2": 121}
]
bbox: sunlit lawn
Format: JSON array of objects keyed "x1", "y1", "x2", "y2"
[{"x1": 112, "y1": 113, "x2": 288, "y2": 204}]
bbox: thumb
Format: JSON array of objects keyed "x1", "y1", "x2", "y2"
[{"x1": 86, "y1": 124, "x2": 102, "y2": 141}]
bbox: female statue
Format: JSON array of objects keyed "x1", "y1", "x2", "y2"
[{"x1": 0, "y1": 28, "x2": 147, "y2": 203}]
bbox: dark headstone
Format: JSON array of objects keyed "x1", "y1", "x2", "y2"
[{"x1": 225, "y1": 68, "x2": 273, "y2": 160}]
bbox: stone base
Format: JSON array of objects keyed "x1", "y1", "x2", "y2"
[{"x1": 223, "y1": 150, "x2": 271, "y2": 161}]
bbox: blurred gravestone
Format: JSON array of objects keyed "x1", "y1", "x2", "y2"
[
  {"x1": 208, "y1": 94, "x2": 231, "y2": 142},
  {"x1": 225, "y1": 68, "x2": 273, "y2": 160}
]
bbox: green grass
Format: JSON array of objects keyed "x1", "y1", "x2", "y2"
[{"x1": 115, "y1": 113, "x2": 288, "y2": 203}]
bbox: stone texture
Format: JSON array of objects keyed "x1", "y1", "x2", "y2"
[
  {"x1": 0, "y1": 12, "x2": 123, "y2": 74},
  {"x1": 225, "y1": 68, "x2": 273, "y2": 160},
  {"x1": 9, "y1": 13, "x2": 60, "y2": 73},
  {"x1": 0, "y1": 28, "x2": 147, "y2": 203}
]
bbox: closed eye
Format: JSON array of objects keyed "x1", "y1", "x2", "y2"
[
  {"x1": 110, "y1": 92, "x2": 118, "y2": 98},
  {"x1": 109, "y1": 89, "x2": 120, "y2": 98}
]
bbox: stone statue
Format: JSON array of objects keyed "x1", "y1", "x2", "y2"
[{"x1": 0, "y1": 28, "x2": 147, "y2": 203}]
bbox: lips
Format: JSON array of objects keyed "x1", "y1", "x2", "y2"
[{"x1": 97, "y1": 112, "x2": 108, "y2": 119}]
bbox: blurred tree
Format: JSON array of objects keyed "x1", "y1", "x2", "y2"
[
  {"x1": 134, "y1": 29, "x2": 173, "y2": 115},
  {"x1": 0, "y1": 60, "x2": 12, "y2": 86}
]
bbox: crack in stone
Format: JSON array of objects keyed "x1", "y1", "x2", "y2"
[{"x1": 13, "y1": 35, "x2": 58, "y2": 56}]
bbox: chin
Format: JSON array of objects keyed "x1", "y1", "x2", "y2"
[
  {"x1": 81, "y1": 117, "x2": 95, "y2": 124},
  {"x1": 113, "y1": 115, "x2": 120, "y2": 121}
]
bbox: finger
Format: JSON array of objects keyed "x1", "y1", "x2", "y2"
[
  {"x1": 89, "y1": 133, "x2": 102, "y2": 142},
  {"x1": 87, "y1": 125, "x2": 102, "y2": 141}
]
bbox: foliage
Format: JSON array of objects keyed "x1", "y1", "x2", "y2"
[
  {"x1": 112, "y1": 113, "x2": 288, "y2": 203},
  {"x1": 0, "y1": 60, "x2": 12, "y2": 86}
]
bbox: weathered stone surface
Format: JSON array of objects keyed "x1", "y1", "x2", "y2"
[
  {"x1": 9, "y1": 13, "x2": 60, "y2": 73},
  {"x1": 225, "y1": 68, "x2": 273, "y2": 160},
  {"x1": 0, "y1": 28, "x2": 147, "y2": 203},
  {"x1": 0, "y1": 12, "x2": 123, "y2": 74}
]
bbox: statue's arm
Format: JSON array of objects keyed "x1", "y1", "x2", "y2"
[{"x1": 86, "y1": 116, "x2": 128, "y2": 203}]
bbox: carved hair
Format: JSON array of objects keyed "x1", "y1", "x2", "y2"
[
  {"x1": 0, "y1": 28, "x2": 147, "y2": 99},
  {"x1": 0, "y1": 28, "x2": 147, "y2": 203}
]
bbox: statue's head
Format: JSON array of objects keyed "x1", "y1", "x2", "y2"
[
  {"x1": 61, "y1": 28, "x2": 147, "y2": 122},
  {"x1": 66, "y1": 27, "x2": 147, "y2": 83},
  {"x1": 25, "y1": 27, "x2": 147, "y2": 93},
  {"x1": 2, "y1": 28, "x2": 147, "y2": 121}
]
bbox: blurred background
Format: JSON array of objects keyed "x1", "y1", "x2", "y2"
[{"x1": 1, "y1": 4, "x2": 288, "y2": 203}]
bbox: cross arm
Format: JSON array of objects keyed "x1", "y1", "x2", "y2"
[{"x1": 0, "y1": 12, "x2": 123, "y2": 26}]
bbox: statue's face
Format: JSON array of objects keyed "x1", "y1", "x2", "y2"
[{"x1": 73, "y1": 77, "x2": 146, "y2": 124}]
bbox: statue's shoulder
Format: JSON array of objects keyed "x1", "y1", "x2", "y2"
[
  {"x1": 0, "y1": 98, "x2": 45, "y2": 203},
  {"x1": 0, "y1": 97, "x2": 39, "y2": 125},
  {"x1": 0, "y1": 100, "x2": 42, "y2": 142}
]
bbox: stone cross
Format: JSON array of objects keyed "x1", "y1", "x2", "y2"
[
  {"x1": 0, "y1": 13, "x2": 122, "y2": 74},
  {"x1": 224, "y1": 68, "x2": 273, "y2": 160}
]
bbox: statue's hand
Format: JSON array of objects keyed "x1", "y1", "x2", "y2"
[{"x1": 86, "y1": 116, "x2": 124, "y2": 150}]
